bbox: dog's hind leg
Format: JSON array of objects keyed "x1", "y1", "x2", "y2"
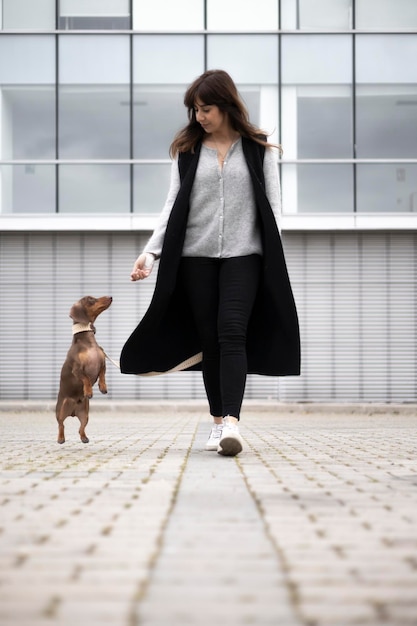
[
  {"x1": 77, "y1": 398, "x2": 90, "y2": 443},
  {"x1": 56, "y1": 397, "x2": 73, "y2": 444}
]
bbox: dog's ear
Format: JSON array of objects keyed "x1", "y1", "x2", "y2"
[{"x1": 69, "y1": 301, "x2": 89, "y2": 324}]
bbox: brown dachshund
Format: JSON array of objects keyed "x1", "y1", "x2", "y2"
[{"x1": 55, "y1": 295, "x2": 112, "y2": 444}]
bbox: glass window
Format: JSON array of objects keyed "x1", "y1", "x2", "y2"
[
  {"x1": 356, "y1": 88, "x2": 417, "y2": 159},
  {"x1": 2, "y1": 0, "x2": 55, "y2": 30},
  {"x1": 59, "y1": 86, "x2": 130, "y2": 159},
  {"x1": 0, "y1": 37, "x2": 55, "y2": 165},
  {"x1": 2, "y1": 90, "x2": 56, "y2": 160},
  {"x1": 281, "y1": 36, "x2": 353, "y2": 214},
  {"x1": 356, "y1": 36, "x2": 417, "y2": 85},
  {"x1": 134, "y1": 164, "x2": 172, "y2": 214},
  {"x1": 207, "y1": 0, "x2": 278, "y2": 30},
  {"x1": 282, "y1": 35, "x2": 351, "y2": 85},
  {"x1": 133, "y1": 0, "x2": 203, "y2": 30},
  {"x1": 59, "y1": 36, "x2": 130, "y2": 159},
  {"x1": 296, "y1": 89, "x2": 352, "y2": 158},
  {"x1": 0, "y1": 165, "x2": 55, "y2": 213},
  {"x1": 133, "y1": 36, "x2": 204, "y2": 84},
  {"x1": 59, "y1": 165, "x2": 129, "y2": 213},
  {"x1": 356, "y1": 36, "x2": 417, "y2": 158},
  {"x1": 282, "y1": 164, "x2": 353, "y2": 213},
  {"x1": 240, "y1": 87, "x2": 277, "y2": 138},
  {"x1": 281, "y1": 36, "x2": 352, "y2": 159},
  {"x1": 0, "y1": 36, "x2": 55, "y2": 84},
  {"x1": 207, "y1": 36, "x2": 278, "y2": 84},
  {"x1": 281, "y1": 0, "x2": 352, "y2": 30},
  {"x1": 59, "y1": 35, "x2": 129, "y2": 85},
  {"x1": 356, "y1": 0, "x2": 417, "y2": 29},
  {"x1": 59, "y1": 0, "x2": 130, "y2": 30},
  {"x1": 357, "y1": 164, "x2": 417, "y2": 213},
  {"x1": 133, "y1": 86, "x2": 186, "y2": 159}
]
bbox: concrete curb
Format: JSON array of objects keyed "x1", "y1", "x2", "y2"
[{"x1": 0, "y1": 399, "x2": 416, "y2": 415}]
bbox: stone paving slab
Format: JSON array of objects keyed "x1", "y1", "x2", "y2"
[{"x1": 0, "y1": 403, "x2": 416, "y2": 626}]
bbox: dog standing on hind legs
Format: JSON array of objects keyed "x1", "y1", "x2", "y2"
[{"x1": 55, "y1": 295, "x2": 112, "y2": 444}]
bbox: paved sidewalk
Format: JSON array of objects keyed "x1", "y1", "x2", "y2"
[{"x1": 0, "y1": 402, "x2": 416, "y2": 626}]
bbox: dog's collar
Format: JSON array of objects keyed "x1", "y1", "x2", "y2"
[{"x1": 72, "y1": 322, "x2": 96, "y2": 335}]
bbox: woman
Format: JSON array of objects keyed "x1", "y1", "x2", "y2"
[{"x1": 120, "y1": 69, "x2": 300, "y2": 456}]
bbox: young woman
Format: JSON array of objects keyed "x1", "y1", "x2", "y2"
[{"x1": 120, "y1": 69, "x2": 300, "y2": 456}]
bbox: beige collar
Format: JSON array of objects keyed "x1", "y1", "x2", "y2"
[{"x1": 72, "y1": 322, "x2": 95, "y2": 335}]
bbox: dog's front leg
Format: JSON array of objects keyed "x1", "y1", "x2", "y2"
[
  {"x1": 77, "y1": 398, "x2": 90, "y2": 443},
  {"x1": 80, "y1": 374, "x2": 93, "y2": 398},
  {"x1": 71, "y1": 361, "x2": 93, "y2": 398},
  {"x1": 98, "y1": 362, "x2": 108, "y2": 395}
]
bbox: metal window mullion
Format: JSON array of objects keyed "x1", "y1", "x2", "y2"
[
  {"x1": 2, "y1": 158, "x2": 417, "y2": 166},
  {"x1": 130, "y1": 25, "x2": 134, "y2": 213},
  {"x1": 352, "y1": 9, "x2": 357, "y2": 214},
  {"x1": 3, "y1": 29, "x2": 417, "y2": 35},
  {"x1": 278, "y1": 1, "x2": 282, "y2": 187},
  {"x1": 55, "y1": 0, "x2": 60, "y2": 214},
  {"x1": 204, "y1": 0, "x2": 208, "y2": 69}
]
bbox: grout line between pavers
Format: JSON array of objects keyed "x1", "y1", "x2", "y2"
[
  {"x1": 127, "y1": 413, "x2": 201, "y2": 626},
  {"x1": 236, "y1": 448, "x2": 317, "y2": 626}
]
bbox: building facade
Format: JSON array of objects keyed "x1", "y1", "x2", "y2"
[{"x1": 0, "y1": 0, "x2": 416, "y2": 402}]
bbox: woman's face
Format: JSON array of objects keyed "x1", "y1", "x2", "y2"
[{"x1": 194, "y1": 99, "x2": 228, "y2": 135}]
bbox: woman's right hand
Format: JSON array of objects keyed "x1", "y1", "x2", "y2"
[{"x1": 130, "y1": 253, "x2": 155, "y2": 281}]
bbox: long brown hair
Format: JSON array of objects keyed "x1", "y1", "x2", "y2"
[{"x1": 170, "y1": 69, "x2": 281, "y2": 157}]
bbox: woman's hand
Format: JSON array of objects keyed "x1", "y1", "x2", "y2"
[{"x1": 130, "y1": 253, "x2": 155, "y2": 281}]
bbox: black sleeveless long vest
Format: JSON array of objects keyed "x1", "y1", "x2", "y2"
[{"x1": 120, "y1": 137, "x2": 300, "y2": 377}]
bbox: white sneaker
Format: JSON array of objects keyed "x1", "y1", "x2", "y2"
[
  {"x1": 217, "y1": 416, "x2": 243, "y2": 456},
  {"x1": 205, "y1": 423, "x2": 223, "y2": 451}
]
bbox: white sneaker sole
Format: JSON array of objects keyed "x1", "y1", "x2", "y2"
[
  {"x1": 217, "y1": 434, "x2": 243, "y2": 457},
  {"x1": 205, "y1": 441, "x2": 220, "y2": 451}
]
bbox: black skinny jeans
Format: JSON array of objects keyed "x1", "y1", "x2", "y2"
[{"x1": 179, "y1": 255, "x2": 262, "y2": 420}]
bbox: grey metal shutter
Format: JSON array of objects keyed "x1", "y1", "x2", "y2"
[
  {"x1": 0, "y1": 231, "x2": 416, "y2": 403},
  {"x1": 282, "y1": 231, "x2": 417, "y2": 402}
]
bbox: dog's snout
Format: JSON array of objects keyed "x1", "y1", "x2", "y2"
[{"x1": 100, "y1": 296, "x2": 112, "y2": 307}]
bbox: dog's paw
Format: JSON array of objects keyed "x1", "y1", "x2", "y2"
[
  {"x1": 100, "y1": 387, "x2": 108, "y2": 395},
  {"x1": 81, "y1": 436, "x2": 89, "y2": 444},
  {"x1": 57, "y1": 437, "x2": 65, "y2": 444}
]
